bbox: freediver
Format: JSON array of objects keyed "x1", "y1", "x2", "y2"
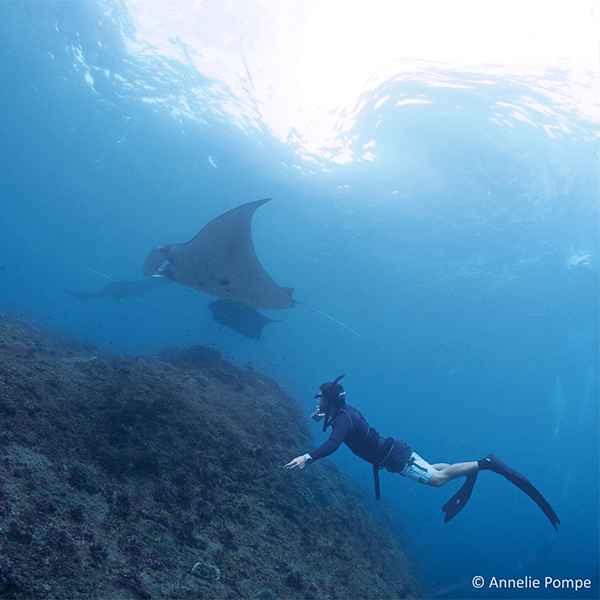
[{"x1": 285, "y1": 375, "x2": 560, "y2": 531}]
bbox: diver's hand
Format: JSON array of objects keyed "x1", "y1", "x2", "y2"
[{"x1": 285, "y1": 456, "x2": 306, "y2": 470}]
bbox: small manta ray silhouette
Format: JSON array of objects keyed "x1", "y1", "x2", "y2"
[
  {"x1": 208, "y1": 298, "x2": 279, "y2": 341},
  {"x1": 65, "y1": 276, "x2": 171, "y2": 302}
]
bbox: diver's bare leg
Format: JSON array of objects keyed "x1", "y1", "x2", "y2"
[{"x1": 427, "y1": 461, "x2": 479, "y2": 487}]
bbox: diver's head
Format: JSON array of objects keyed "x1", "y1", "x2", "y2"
[
  {"x1": 317, "y1": 374, "x2": 346, "y2": 407},
  {"x1": 312, "y1": 375, "x2": 346, "y2": 431}
]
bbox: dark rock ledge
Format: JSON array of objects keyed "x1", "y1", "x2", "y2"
[{"x1": 0, "y1": 313, "x2": 419, "y2": 599}]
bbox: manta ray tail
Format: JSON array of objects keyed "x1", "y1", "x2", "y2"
[
  {"x1": 296, "y1": 301, "x2": 380, "y2": 349},
  {"x1": 86, "y1": 268, "x2": 117, "y2": 283}
]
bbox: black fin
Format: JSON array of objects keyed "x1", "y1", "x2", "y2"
[
  {"x1": 479, "y1": 454, "x2": 560, "y2": 532},
  {"x1": 442, "y1": 472, "x2": 478, "y2": 523}
]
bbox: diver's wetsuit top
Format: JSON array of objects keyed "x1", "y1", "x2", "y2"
[{"x1": 310, "y1": 405, "x2": 412, "y2": 469}]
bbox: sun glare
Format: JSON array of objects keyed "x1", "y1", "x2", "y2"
[{"x1": 126, "y1": 0, "x2": 599, "y2": 161}]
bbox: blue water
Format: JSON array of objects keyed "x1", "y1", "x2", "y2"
[{"x1": 0, "y1": 2, "x2": 598, "y2": 599}]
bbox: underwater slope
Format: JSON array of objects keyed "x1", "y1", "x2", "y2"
[{"x1": 0, "y1": 313, "x2": 418, "y2": 599}]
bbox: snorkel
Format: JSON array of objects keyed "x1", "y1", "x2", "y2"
[{"x1": 312, "y1": 374, "x2": 346, "y2": 432}]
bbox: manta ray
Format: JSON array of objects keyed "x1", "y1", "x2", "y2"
[
  {"x1": 144, "y1": 198, "x2": 378, "y2": 348},
  {"x1": 143, "y1": 198, "x2": 294, "y2": 310},
  {"x1": 207, "y1": 298, "x2": 279, "y2": 341},
  {"x1": 65, "y1": 276, "x2": 172, "y2": 301}
]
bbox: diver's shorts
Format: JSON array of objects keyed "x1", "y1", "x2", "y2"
[{"x1": 399, "y1": 452, "x2": 434, "y2": 484}]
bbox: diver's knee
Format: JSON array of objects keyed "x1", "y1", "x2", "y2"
[{"x1": 427, "y1": 471, "x2": 446, "y2": 487}]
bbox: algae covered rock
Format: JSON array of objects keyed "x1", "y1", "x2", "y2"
[
  {"x1": 192, "y1": 559, "x2": 221, "y2": 581},
  {"x1": 0, "y1": 313, "x2": 420, "y2": 599}
]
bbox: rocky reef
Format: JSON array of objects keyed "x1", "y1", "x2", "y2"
[{"x1": 0, "y1": 313, "x2": 419, "y2": 599}]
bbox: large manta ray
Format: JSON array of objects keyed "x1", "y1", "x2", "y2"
[
  {"x1": 144, "y1": 198, "x2": 379, "y2": 348},
  {"x1": 143, "y1": 198, "x2": 295, "y2": 310}
]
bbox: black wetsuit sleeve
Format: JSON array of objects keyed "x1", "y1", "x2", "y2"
[{"x1": 309, "y1": 413, "x2": 352, "y2": 462}]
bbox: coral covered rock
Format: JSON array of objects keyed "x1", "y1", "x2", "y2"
[{"x1": 0, "y1": 313, "x2": 419, "y2": 599}]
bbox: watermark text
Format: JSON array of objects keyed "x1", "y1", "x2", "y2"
[{"x1": 471, "y1": 576, "x2": 592, "y2": 592}]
